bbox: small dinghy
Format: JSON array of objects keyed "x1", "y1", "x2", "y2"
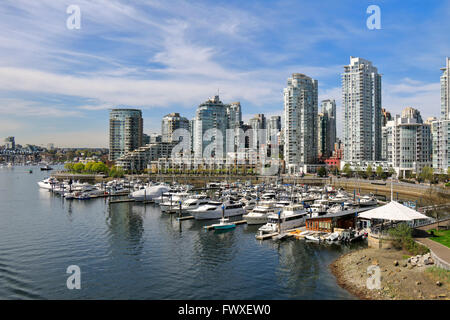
[
  {"x1": 207, "y1": 204, "x2": 236, "y2": 230},
  {"x1": 325, "y1": 232, "x2": 340, "y2": 242},
  {"x1": 209, "y1": 217, "x2": 236, "y2": 230},
  {"x1": 305, "y1": 234, "x2": 320, "y2": 242}
]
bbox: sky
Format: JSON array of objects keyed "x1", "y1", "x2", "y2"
[{"x1": 0, "y1": 0, "x2": 449, "y2": 148}]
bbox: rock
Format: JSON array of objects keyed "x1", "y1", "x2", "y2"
[
  {"x1": 416, "y1": 281, "x2": 421, "y2": 285},
  {"x1": 424, "y1": 257, "x2": 434, "y2": 265},
  {"x1": 402, "y1": 263, "x2": 408, "y2": 267},
  {"x1": 438, "y1": 294, "x2": 447, "y2": 298},
  {"x1": 402, "y1": 276, "x2": 407, "y2": 280},
  {"x1": 436, "y1": 281, "x2": 442, "y2": 287},
  {"x1": 393, "y1": 260, "x2": 399, "y2": 266}
]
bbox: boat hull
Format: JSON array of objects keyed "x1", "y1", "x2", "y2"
[{"x1": 192, "y1": 208, "x2": 244, "y2": 220}]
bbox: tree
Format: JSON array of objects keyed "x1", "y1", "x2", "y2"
[
  {"x1": 376, "y1": 165, "x2": 383, "y2": 178},
  {"x1": 73, "y1": 163, "x2": 85, "y2": 173},
  {"x1": 419, "y1": 166, "x2": 434, "y2": 183},
  {"x1": 366, "y1": 164, "x2": 373, "y2": 177},
  {"x1": 388, "y1": 167, "x2": 396, "y2": 178},
  {"x1": 84, "y1": 161, "x2": 95, "y2": 172},
  {"x1": 343, "y1": 163, "x2": 352, "y2": 177},
  {"x1": 317, "y1": 166, "x2": 327, "y2": 177},
  {"x1": 89, "y1": 162, "x2": 107, "y2": 173},
  {"x1": 64, "y1": 163, "x2": 74, "y2": 172}
]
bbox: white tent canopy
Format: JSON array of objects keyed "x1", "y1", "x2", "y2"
[{"x1": 358, "y1": 201, "x2": 430, "y2": 221}]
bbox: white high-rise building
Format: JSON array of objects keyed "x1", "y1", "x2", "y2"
[
  {"x1": 342, "y1": 57, "x2": 382, "y2": 162},
  {"x1": 193, "y1": 95, "x2": 228, "y2": 159},
  {"x1": 432, "y1": 119, "x2": 450, "y2": 173},
  {"x1": 383, "y1": 108, "x2": 432, "y2": 177},
  {"x1": 161, "y1": 112, "x2": 190, "y2": 143},
  {"x1": 109, "y1": 109, "x2": 143, "y2": 161},
  {"x1": 441, "y1": 57, "x2": 450, "y2": 119},
  {"x1": 227, "y1": 102, "x2": 242, "y2": 129},
  {"x1": 432, "y1": 58, "x2": 450, "y2": 174},
  {"x1": 283, "y1": 73, "x2": 318, "y2": 173}
]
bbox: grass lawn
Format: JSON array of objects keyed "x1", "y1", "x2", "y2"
[{"x1": 427, "y1": 229, "x2": 450, "y2": 248}]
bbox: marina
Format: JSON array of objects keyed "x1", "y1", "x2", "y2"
[{"x1": 0, "y1": 165, "x2": 447, "y2": 300}]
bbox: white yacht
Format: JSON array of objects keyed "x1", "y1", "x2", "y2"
[
  {"x1": 273, "y1": 200, "x2": 292, "y2": 210},
  {"x1": 242, "y1": 198, "x2": 257, "y2": 212},
  {"x1": 190, "y1": 201, "x2": 245, "y2": 220},
  {"x1": 159, "y1": 192, "x2": 191, "y2": 212},
  {"x1": 310, "y1": 198, "x2": 329, "y2": 216},
  {"x1": 257, "y1": 207, "x2": 309, "y2": 236},
  {"x1": 243, "y1": 205, "x2": 274, "y2": 225},
  {"x1": 179, "y1": 196, "x2": 211, "y2": 213},
  {"x1": 329, "y1": 191, "x2": 350, "y2": 204},
  {"x1": 260, "y1": 192, "x2": 276, "y2": 200},
  {"x1": 37, "y1": 177, "x2": 58, "y2": 190},
  {"x1": 358, "y1": 195, "x2": 378, "y2": 207}
]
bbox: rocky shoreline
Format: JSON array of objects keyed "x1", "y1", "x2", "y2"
[{"x1": 330, "y1": 247, "x2": 449, "y2": 300}]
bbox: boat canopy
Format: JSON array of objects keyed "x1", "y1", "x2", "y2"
[{"x1": 358, "y1": 201, "x2": 430, "y2": 221}]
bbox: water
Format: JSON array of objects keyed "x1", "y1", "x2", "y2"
[{"x1": 0, "y1": 166, "x2": 359, "y2": 299}]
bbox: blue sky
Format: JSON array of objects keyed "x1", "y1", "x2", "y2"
[{"x1": 0, "y1": 0, "x2": 449, "y2": 147}]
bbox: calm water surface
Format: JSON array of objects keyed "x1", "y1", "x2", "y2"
[{"x1": 0, "y1": 166, "x2": 359, "y2": 299}]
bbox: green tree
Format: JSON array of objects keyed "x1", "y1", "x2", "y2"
[
  {"x1": 91, "y1": 162, "x2": 108, "y2": 173},
  {"x1": 419, "y1": 166, "x2": 434, "y2": 183},
  {"x1": 73, "y1": 163, "x2": 85, "y2": 173},
  {"x1": 388, "y1": 167, "x2": 396, "y2": 178},
  {"x1": 376, "y1": 165, "x2": 383, "y2": 178},
  {"x1": 84, "y1": 161, "x2": 95, "y2": 172},
  {"x1": 64, "y1": 163, "x2": 74, "y2": 172},
  {"x1": 317, "y1": 166, "x2": 327, "y2": 177},
  {"x1": 366, "y1": 164, "x2": 373, "y2": 177},
  {"x1": 343, "y1": 163, "x2": 352, "y2": 177}
]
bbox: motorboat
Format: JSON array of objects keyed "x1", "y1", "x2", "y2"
[
  {"x1": 273, "y1": 200, "x2": 292, "y2": 210},
  {"x1": 309, "y1": 203, "x2": 328, "y2": 216},
  {"x1": 178, "y1": 195, "x2": 211, "y2": 213},
  {"x1": 325, "y1": 231, "x2": 341, "y2": 242},
  {"x1": 37, "y1": 177, "x2": 58, "y2": 190},
  {"x1": 243, "y1": 205, "x2": 274, "y2": 225},
  {"x1": 358, "y1": 195, "x2": 378, "y2": 207},
  {"x1": 191, "y1": 201, "x2": 245, "y2": 220},
  {"x1": 208, "y1": 217, "x2": 236, "y2": 230},
  {"x1": 160, "y1": 193, "x2": 191, "y2": 212},
  {"x1": 40, "y1": 165, "x2": 53, "y2": 171},
  {"x1": 257, "y1": 208, "x2": 309, "y2": 236}
]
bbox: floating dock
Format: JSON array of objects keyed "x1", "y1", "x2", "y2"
[
  {"x1": 109, "y1": 198, "x2": 136, "y2": 204},
  {"x1": 256, "y1": 227, "x2": 305, "y2": 240}
]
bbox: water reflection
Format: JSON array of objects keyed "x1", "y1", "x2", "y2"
[{"x1": 106, "y1": 203, "x2": 145, "y2": 257}]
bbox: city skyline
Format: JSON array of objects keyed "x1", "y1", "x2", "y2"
[{"x1": 0, "y1": 1, "x2": 449, "y2": 147}]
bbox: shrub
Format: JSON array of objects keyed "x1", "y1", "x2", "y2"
[{"x1": 388, "y1": 223, "x2": 429, "y2": 255}]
